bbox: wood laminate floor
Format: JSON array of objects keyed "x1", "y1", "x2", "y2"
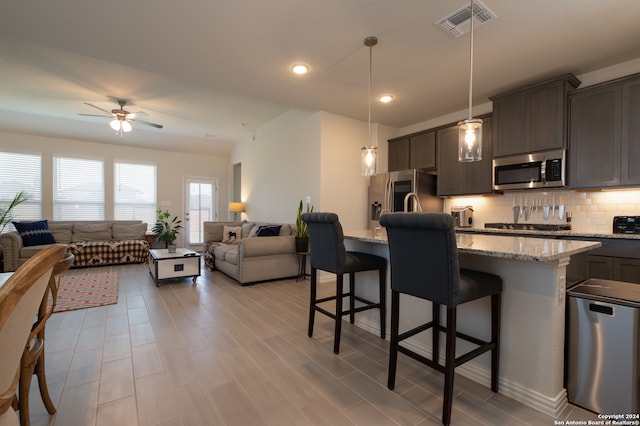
[{"x1": 23, "y1": 261, "x2": 600, "y2": 425}]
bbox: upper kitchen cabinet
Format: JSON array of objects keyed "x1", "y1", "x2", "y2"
[
  {"x1": 437, "y1": 115, "x2": 493, "y2": 196},
  {"x1": 491, "y1": 74, "x2": 580, "y2": 157},
  {"x1": 388, "y1": 130, "x2": 436, "y2": 172},
  {"x1": 569, "y1": 73, "x2": 640, "y2": 189}
]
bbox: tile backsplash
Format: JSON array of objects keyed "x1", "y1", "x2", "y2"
[{"x1": 444, "y1": 189, "x2": 640, "y2": 234}]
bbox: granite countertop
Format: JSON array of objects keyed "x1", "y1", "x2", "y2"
[
  {"x1": 454, "y1": 227, "x2": 640, "y2": 240},
  {"x1": 344, "y1": 229, "x2": 602, "y2": 263}
]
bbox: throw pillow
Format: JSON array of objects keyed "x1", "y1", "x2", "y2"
[
  {"x1": 222, "y1": 225, "x2": 242, "y2": 243},
  {"x1": 13, "y1": 220, "x2": 56, "y2": 247},
  {"x1": 255, "y1": 225, "x2": 282, "y2": 237},
  {"x1": 112, "y1": 223, "x2": 148, "y2": 240}
]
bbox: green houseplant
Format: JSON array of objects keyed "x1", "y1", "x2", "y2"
[
  {"x1": 152, "y1": 209, "x2": 183, "y2": 252},
  {"x1": 295, "y1": 200, "x2": 313, "y2": 253},
  {"x1": 0, "y1": 191, "x2": 29, "y2": 234}
]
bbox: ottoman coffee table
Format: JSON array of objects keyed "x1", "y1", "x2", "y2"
[{"x1": 148, "y1": 248, "x2": 201, "y2": 286}]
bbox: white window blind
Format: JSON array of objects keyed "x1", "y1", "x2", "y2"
[
  {"x1": 53, "y1": 156, "x2": 104, "y2": 220},
  {"x1": 114, "y1": 162, "x2": 156, "y2": 228},
  {"x1": 0, "y1": 152, "x2": 42, "y2": 230}
]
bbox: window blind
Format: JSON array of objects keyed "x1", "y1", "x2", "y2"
[
  {"x1": 0, "y1": 152, "x2": 42, "y2": 230},
  {"x1": 114, "y1": 162, "x2": 156, "y2": 228},
  {"x1": 53, "y1": 156, "x2": 104, "y2": 220}
]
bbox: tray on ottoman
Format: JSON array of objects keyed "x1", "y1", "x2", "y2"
[{"x1": 148, "y1": 248, "x2": 201, "y2": 286}]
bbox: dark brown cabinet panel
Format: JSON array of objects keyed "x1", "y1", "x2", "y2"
[
  {"x1": 388, "y1": 137, "x2": 410, "y2": 172},
  {"x1": 569, "y1": 84, "x2": 622, "y2": 188},
  {"x1": 437, "y1": 116, "x2": 493, "y2": 196},
  {"x1": 569, "y1": 73, "x2": 640, "y2": 189},
  {"x1": 589, "y1": 255, "x2": 640, "y2": 284},
  {"x1": 622, "y1": 77, "x2": 640, "y2": 184},
  {"x1": 409, "y1": 131, "x2": 436, "y2": 170},
  {"x1": 388, "y1": 131, "x2": 436, "y2": 172},
  {"x1": 492, "y1": 74, "x2": 579, "y2": 157}
]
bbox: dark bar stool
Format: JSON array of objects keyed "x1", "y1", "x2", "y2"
[
  {"x1": 301, "y1": 212, "x2": 386, "y2": 354},
  {"x1": 380, "y1": 212, "x2": 502, "y2": 426}
]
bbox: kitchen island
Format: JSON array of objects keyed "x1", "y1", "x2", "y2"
[{"x1": 342, "y1": 230, "x2": 601, "y2": 418}]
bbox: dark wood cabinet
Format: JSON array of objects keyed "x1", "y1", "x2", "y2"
[
  {"x1": 388, "y1": 137, "x2": 410, "y2": 172},
  {"x1": 569, "y1": 73, "x2": 640, "y2": 189},
  {"x1": 437, "y1": 116, "x2": 493, "y2": 196},
  {"x1": 491, "y1": 74, "x2": 580, "y2": 157},
  {"x1": 589, "y1": 255, "x2": 640, "y2": 284},
  {"x1": 388, "y1": 130, "x2": 436, "y2": 172}
]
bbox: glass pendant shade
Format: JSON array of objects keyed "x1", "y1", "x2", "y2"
[
  {"x1": 458, "y1": 118, "x2": 483, "y2": 162},
  {"x1": 361, "y1": 146, "x2": 377, "y2": 176},
  {"x1": 110, "y1": 119, "x2": 121, "y2": 131},
  {"x1": 121, "y1": 121, "x2": 132, "y2": 132}
]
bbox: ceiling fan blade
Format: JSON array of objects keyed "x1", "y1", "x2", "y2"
[
  {"x1": 84, "y1": 102, "x2": 112, "y2": 114},
  {"x1": 131, "y1": 119, "x2": 163, "y2": 129},
  {"x1": 128, "y1": 111, "x2": 149, "y2": 119},
  {"x1": 78, "y1": 113, "x2": 110, "y2": 118}
]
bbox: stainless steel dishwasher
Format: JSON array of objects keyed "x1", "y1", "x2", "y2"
[{"x1": 567, "y1": 279, "x2": 640, "y2": 414}]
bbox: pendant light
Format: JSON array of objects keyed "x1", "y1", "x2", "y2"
[
  {"x1": 361, "y1": 36, "x2": 378, "y2": 176},
  {"x1": 458, "y1": 0, "x2": 482, "y2": 162}
]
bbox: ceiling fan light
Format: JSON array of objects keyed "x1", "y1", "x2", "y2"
[
  {"x1": 109, "y1": 119, "x2": 121, "y2": 131},
  {"x1": 121, "y1": 121, "x2": 132, "y2": 132}
]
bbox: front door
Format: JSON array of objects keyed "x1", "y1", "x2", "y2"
[{"x1": 184, "y1": 177, "x2": 217, "y2": 250}]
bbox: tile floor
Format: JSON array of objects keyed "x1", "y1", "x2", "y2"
[{"x1": 23, "y1": 261, "x2": 601, "y2": 425}]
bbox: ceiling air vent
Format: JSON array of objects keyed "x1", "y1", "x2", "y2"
[{"x1": 436, "y1": 1, "x2": 496, "y2": 38}]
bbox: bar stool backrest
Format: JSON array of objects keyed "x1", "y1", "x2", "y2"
[
  {"x1": 301, "y1": 212, "x2": 347, "y2": 274},
  {"x1": 380, "y1": 212, "x2": 462, "y2": 306}
]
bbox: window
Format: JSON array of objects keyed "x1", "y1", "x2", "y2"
[
  {"x1": 0, "y1": 152, "x2": 42, "y2": 230},
  {"x1": 114, "y1": 162, "x2": 156, "y2": 228},
  {"x1": 53, "y1": 156, "x2": 104, "y2": 220}
]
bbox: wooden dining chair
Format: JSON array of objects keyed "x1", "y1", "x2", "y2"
[
  {"x1": 18, "y1": 252, "x2": 74, "y2": 426},
  {"x1": 0, "y1": 245, "x2": 65, "y2": 426}
]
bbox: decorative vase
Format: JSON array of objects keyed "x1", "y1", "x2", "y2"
[
  {"x1": 168, "y1": 243, "x2": 177, "y2": 253},
  {"x1": 295, "y1": 237, "x2": 309, "y2": 253}
]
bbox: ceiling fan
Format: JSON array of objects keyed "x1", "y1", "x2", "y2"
[{"x1": 79, "y1": 99, "x2": 163, "y2": 137}]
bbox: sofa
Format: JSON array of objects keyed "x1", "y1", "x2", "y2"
[
  {"x1": 204, "y1": 221, "x2": 299, "y2": 285},
  {"x1": 0, "y1": 220, "x2": 150, "y2": 272}
]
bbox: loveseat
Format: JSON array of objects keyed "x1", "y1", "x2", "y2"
[
  {"x1": 204, "y1": 221, "x2": 299, "y2": 285},
  {"x1": 0, "y1": 220, "x2": 150, "y2": 272}
]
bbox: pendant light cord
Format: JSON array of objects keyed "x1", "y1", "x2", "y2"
[
  {"x1": 468, "y1": 0, "x2": 475, "y2": 121},
  {"x1": 368, "y1": 41, "x2": 372, "y2": 147}
]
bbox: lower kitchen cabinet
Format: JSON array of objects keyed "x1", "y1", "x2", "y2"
[{"x1": 589, "y1": 255, "x2": 640, "y2": 284}]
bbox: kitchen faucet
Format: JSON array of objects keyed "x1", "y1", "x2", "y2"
[{"x1": 403, "y1": 192, "x2": 422, "y2": 212}]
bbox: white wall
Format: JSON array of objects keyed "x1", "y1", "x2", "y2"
[
  {"x1": 0, "y1": 130, "x2": 230, "y2": 247},
  {"x1": 231, "y1": 109, "x2": 322, "y2": 224}
]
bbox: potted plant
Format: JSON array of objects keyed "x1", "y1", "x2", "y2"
[
  {"x1": 152, "y1": 209, "x2": 183, "y2": 253},
  {"x1": 0, "y1": 191, "x2": 29, "y2": 234},
  {"x1": 295, "y1": 200, "x2": 313, "y2": 253}
]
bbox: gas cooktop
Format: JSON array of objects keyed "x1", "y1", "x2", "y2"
[{"x1": 484, "y1": 223, "x2": 572, "y2": 231}]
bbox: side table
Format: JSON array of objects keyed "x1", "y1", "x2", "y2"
[
  {"x1": 296, "y1": 251, "x2": 310, "y2": 281},
  {"x1": 148, "y1": 248, "x2": 201, "y2": 286}
]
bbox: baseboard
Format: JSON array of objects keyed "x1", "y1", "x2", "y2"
[{"x1": 354, "y1": 316, "x2": 568, "y2": 418}]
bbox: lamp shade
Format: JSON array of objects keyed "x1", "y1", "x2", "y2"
[
  {"x1": 361, "y1": 146, "x2": 377, "y2": 176},
  {"x1": 458, "y1": 118, "x2": 483, "y2": 162},
  {"x1": 228, "y1": 202, "x2": 245, "y2": 213}
]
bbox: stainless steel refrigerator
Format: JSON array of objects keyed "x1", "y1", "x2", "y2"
[{"x1": 368, "y1": 169, "x2": 443, "y2": 229}]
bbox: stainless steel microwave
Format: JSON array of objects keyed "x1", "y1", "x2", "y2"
[{"x1": 492, "y1": 149, "x2": 566, "y2": 190}]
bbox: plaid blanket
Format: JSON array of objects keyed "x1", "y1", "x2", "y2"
[{"x1": 68, "y1": 240, "x2": 150, "y2": 267}]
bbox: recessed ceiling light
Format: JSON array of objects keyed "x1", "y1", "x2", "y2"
[
  {"x1": 291, "y1": 63, "x2": 310, "y2": 75},
  {"x1": 378, "y1": 94, "x2": 394, "y2": 103}
]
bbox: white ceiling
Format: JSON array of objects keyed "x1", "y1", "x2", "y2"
[{"x1": 1, "y1": 0, "x2": 639, "y2": 156}]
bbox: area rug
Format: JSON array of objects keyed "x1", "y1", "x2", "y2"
[{"x1": 53, "y1": 271, "x2": 119, "y2": 313}]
